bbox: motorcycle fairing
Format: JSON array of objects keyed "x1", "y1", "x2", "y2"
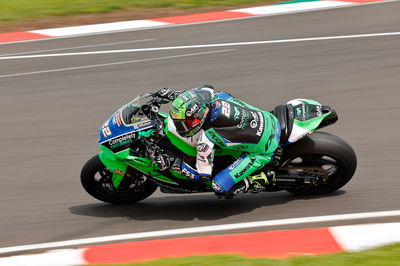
[
  {"x1": 97, "y1": 96, "x2": 337, "y2": 190},
  {"x1": 99, "y1": 144, "x2": 183, "y2": 188},
  {"x1": 99, "y1": 126, "x2": 211, "y2": 189},
  {"x1": 97, "y1": 103, "x2": 159, "y2": 188},
  {"x1": 286, "y1": 99, "x2": 336, "y2": 143},
  {"x1": 98, "y1": 105, "x2": 154, "y2": 144},
  {"x1": 95, "y1": 95, "x2": 217, "y2": 191}
]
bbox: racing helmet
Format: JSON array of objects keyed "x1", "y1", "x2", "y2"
[{"x1": 170, "y1": 91, "x2": 210, "y2": 137}]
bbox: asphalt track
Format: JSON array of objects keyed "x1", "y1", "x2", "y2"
[{"x1": 1, "y1": 1, "x2": 400, "y2": 251}]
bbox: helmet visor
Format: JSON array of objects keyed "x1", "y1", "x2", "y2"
[{"x1": 172, "y1": 118, "x2": 201, "y2": 137}]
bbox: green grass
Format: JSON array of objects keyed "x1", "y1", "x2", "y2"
[
  {"x1": 91, "y1": 243, "x2": 400, "y2": 266},
  {"x1": 0, "y1": 0, "x2": 277, "y2": 23}
]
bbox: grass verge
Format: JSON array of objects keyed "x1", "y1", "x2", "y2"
[
  {"x1": 1, "y1": 0, "x2": 278, "y2": 23},
  {"x1": 91, "y1": 243, "x2": 400, "y2": 266}
]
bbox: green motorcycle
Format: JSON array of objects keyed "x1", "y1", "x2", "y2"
[{"x1": 81, "y1": 94, "x2": 357, "y2": 204}]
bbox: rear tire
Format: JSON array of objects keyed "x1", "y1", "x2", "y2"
[
  {"x1": 81, "y1": 155, "x2": 158, "y2": 204},
  {"x1": 281, "y1": 132, "x2": 357, "y2": 195}
]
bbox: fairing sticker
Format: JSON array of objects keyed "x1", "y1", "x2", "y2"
[{"x1": 98, "y1": 108, "x2": 154, "y2": 146}]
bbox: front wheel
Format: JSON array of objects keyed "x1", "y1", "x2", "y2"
[
  {"x1": 280, "y1": 132, "x2": 357, "y2": 195},
  {"x1": 81, "y1": 155, "x2": 158, "y2": 204}
]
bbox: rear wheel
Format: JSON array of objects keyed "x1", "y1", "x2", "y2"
[
  {"x1": 81, "y1": 155, "x2": 158, "y2": 204},
  {"x1": 280, "y1": 132, "x2": 357, "y2": 195}
]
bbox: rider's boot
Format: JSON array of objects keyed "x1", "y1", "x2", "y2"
[
  {"x1": 247, "y1": 171, "x2": 275, "y2": 193},
  {"x1": 215, "y1": 179, "x2": 249, "y2": 199},
  {"x1": 214, "y1": 171, "x2": 275, "y2": 198}
]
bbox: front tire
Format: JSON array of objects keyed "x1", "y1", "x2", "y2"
[
  {"x1": 281, "y1": 132, "x2": 357, "y2": 195},
  {"x1": 81, "y1": 155, "x2": 158, "y2": 204}
]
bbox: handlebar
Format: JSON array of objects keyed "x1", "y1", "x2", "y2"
[
  {"x1": 140, "y1": 96, "x2": 161, "y2": 117},
  {"x1": 139, "y1": 96, "x2": 167, "y2": 137}
]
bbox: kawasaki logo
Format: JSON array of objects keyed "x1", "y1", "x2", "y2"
[
  {"x1": 256, "y1": 112, "x2": 264, "y2": 136},
  {"x1": 234, "y1": 157, "x2": 256, "y2": 179}
]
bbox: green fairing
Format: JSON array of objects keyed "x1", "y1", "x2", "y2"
[
  {"x1": 294, "y1": 112, "x2": 331, "y2": 131},
  {"x1": 301, "y1": 99, "x2": 321, "y2": 106},
  {"x1": 99, "y1": 145, "x2": 177, "y2": 188},
  {"x1": 99, "y1": 146, "x2": 129, "y2": 188},
  {"x1": 290, "y1": 99, "x2": 334, "y2": 132}
]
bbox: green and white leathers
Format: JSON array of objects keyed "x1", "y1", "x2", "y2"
[{"x1": 167, "y1": 87, "x2": 281, "y2": 193}]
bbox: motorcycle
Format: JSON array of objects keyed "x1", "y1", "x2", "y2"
[{"x1": 81, "y1": 93, "x2": 357, "y2": 204}]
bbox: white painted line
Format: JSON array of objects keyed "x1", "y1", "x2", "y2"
[
  {"x1": 0, "y1": 49, "x2": 235, "y2": 79},
  {"x1": 330, "y1": 222, "x2": 400, "y2": 251},
  {"x1": 0, "y1": 210, "x2": 399, "y2": 254},
  {"x1": 0, "y1": 39, "x2": 155, "y2": 57},
  {"x1": 0, "y1": 249, "x2": 86, "y2": 266},
  {"x1": 0, "y1": 0, "x2": 397, "y2": 46},
  {"x1": 31, "y1": 20, "x2": 169, "y2": 37},
  {"x1": 1, "y1": 31, "x2": 400, "y2": 60},
  {"x1": 233, "y1": 0, "x2": 352, "y2": 15}
]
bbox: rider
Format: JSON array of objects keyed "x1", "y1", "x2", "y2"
[{"x1": 154, "y1": 85, "x2": 281, "y2": 197}]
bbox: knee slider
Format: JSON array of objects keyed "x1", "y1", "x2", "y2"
[{"x1": 212, "y1": 169, "x2": 236, "y2": 192}]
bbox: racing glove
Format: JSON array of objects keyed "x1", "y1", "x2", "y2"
[
  {"x1": 154, "y1": 88, "x2": 176, "y2": 103},
  {"x1": 153, "y1": 154, "x2": 182, "y2": 172}
]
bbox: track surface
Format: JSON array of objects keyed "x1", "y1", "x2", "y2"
[{"x1": 1, "y1": 1, "x2": 400, "y2": 249}]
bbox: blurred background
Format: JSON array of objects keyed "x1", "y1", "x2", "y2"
[{"x1": 0, "y1": 0, "x2": 277, "y2": 32}]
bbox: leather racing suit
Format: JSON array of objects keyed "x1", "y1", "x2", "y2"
[{"x1": 166, "y1": 86, "x2": 281, "y2": 194}]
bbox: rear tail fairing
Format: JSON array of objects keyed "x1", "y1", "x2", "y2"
[{"x1": 285, "y1": 99, "x2": 338, "y2": 144}]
